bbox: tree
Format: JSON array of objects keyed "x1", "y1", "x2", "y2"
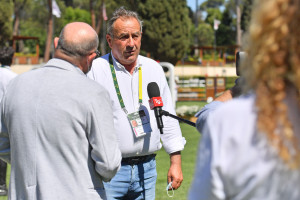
[
  {"x1": 63, "y1": 7, "x2": 91, "y2": 25},
  {"x1": 187, "y1": 6, "x2": 195, "y2": 24},
  {"x1": 194, "y1": 23, "x2": 214, "y2": 46},
  {"x1": 138, "y1": 0, "x2": 191, "y2": 65},
  {"x1": 241, "y1": 0, "x2": 253, "y2": 32},
  {"x1": 205, "y1": 8, "x2": 222, "y2": 26},
  {"x1": 0, "y1": 0, "x2": 13, "y2": 46},
  {"x1": 44, "y1": 0, "x2": 53, "y2": 62},
  {"x1": 216, "y1": 7, "x2": 236, "y2": 46},
  {"x1": 235, "y1": 0, "x2": 242, "y2": 47},
  {"x1": 13, "y1": 0, "x2": 29, "y2": 36},
  {"x1": 0, "y1": 0, "x2": 194, "y2": 63},
  {"x1": 200, "y1": 0, "x2": 224, "y2": 10},
  {"x1": 90, "y1": 0, "x2": 110, "y2": 55},
  {"x1": 89, "y1": 0, "x2": 105, "y2": 35},
  {"x1": 20, "y1": 0, "x2": 54, "y2": 57},
  {"x1": 63, "y1": 0, "x2": 73, "y2": 7}
]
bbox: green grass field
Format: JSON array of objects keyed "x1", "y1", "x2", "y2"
[
  {"x1": 155, "y1": 123, "x2": 201, "y2": 200},
  {"x1": 0, "y1": 101, "x2": 205, "y2": 200}
]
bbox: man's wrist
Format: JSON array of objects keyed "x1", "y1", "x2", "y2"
[
  {"x1": 169, "y1": 151, "x2": 181, "y2": 165},
  {"x1": 170, "y1": 151, "x2": 181, "y2": 156}
]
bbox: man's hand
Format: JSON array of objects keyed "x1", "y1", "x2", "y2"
[{"x1": 167, "y1": 151, "x2": 183, "y2": 190}]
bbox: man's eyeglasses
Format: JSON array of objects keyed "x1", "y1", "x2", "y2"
[{"x1": 94, "y1": 50, "x2": 101, "y2": 58}]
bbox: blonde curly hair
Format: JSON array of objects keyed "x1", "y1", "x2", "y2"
[{"x1": 241, "y1": 0, "x2": 300, "y2": 168}]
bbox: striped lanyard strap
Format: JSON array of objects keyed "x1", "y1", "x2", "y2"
[{"x1": 109, "y1": 54, "x2": 143, "y2": 114}]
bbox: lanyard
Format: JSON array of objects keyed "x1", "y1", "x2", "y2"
[{"x1": 109, "y1": 54, "x2": 142, "y2": 114}]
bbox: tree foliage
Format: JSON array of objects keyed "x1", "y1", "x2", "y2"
[
  {"x1": 18, "y1": 0, "x2": 49, "y2": 55},
  {"x1": 197, "y1": 0, "x2": 247, "y2": 48},
  {"x1": 216, "y1": 7, "x2": 236, "y2": 46},
  {"x1": 63, "y1": 7, "x2": 91, "y2": 25},
  {"x1": 138, "y1": 0, "x2": 191, "y2": 64},
  {"x1": 0, "y1": 0, "x2": 13, "y2": 46},
  {"x1": 194, "y1": 23, "x2": 214, "y2": 46},
  {"x1": 200, "y1": 0, "x2": 224, "y2": 10},
  {"x1": 241, "y1": 0, "x2": 253, "y2": 32},
  {"x1": 0, "y1": 0, "x2": 244, "y2": 63},
  {"x1": 205, "y1": 8, "x2": 222, "y2": 26}
]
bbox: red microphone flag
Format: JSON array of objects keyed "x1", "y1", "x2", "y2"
[{"x1": 149, "y1": 97, "x2": 163, "y2": 110}]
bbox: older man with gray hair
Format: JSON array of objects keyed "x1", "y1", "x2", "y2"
[
  {"x1": 0, "y1": 22, "x2": 121, "y2": 200},
  {"x1": 88, "y1": 7, "x2": 185, "y2": 200}
]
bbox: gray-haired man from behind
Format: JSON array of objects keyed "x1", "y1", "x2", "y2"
[{"x1": 0, "y1": 22, "x2": 121, "y2": 200}]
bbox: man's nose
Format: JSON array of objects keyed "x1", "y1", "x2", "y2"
[{"x1": 127, "y1": 36, "x2": 134, "y2": 46}]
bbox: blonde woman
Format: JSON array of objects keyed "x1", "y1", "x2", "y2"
[{"x1": 189, "y1": 0, "x2": 300, "y2": 199}]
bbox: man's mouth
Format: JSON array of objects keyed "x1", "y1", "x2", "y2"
[{"x1": 125, "y1": 50, "x2": 135, "y2": 54}]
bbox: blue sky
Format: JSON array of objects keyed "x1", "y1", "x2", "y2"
[{"x1": 187, "y1": 0, "x2": 206, "y2": 11}]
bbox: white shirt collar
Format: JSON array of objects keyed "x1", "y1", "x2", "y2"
[{"x1": 110, "y1": 52, "x2": 141, "y2": 74}]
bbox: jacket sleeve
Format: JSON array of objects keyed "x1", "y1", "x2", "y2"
[{"x1": 87, "y1": 87, "x2": 121, "y2": 182}]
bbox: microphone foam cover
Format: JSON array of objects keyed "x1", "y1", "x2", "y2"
[{"x1": 147, "y1": 82, "x2": 160, "y2": 98}]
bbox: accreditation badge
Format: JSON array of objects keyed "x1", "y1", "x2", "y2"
[{"x1": 127, "y1": 110, "x2": 151, "y2": 138}]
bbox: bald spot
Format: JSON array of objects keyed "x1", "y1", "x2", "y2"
[{"x1": 63, "y1": 22, "x2": 97, "y2": 45}]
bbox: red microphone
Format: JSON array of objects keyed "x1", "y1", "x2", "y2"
[{"x1": 147, "y1": 82, "x2": 164, "y2": 134}]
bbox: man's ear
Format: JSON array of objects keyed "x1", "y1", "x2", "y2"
[
  {"x1": 106, "y1": 34, "x2": 113, "y2": 48},
  {"x1": 54, "y1": 37, "x2": 59, "y2": 48},
  {"x1": 88, "y1": 52, "x2": 96, "y2": 61}
]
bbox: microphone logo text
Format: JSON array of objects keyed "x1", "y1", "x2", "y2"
[{"x1": 154, "y1": 99, "x2": 162, "y2": 105}]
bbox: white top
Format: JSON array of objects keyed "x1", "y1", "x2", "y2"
[
  {"x1": 189, "y1": 93, "x2": 300, "y2": 200},
  {"x1": 0, "y1": 66, "x2": 17, "y2": 99},
  {"x1": 88, "y1": 53, "x2": 185, "y2": 157}
]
